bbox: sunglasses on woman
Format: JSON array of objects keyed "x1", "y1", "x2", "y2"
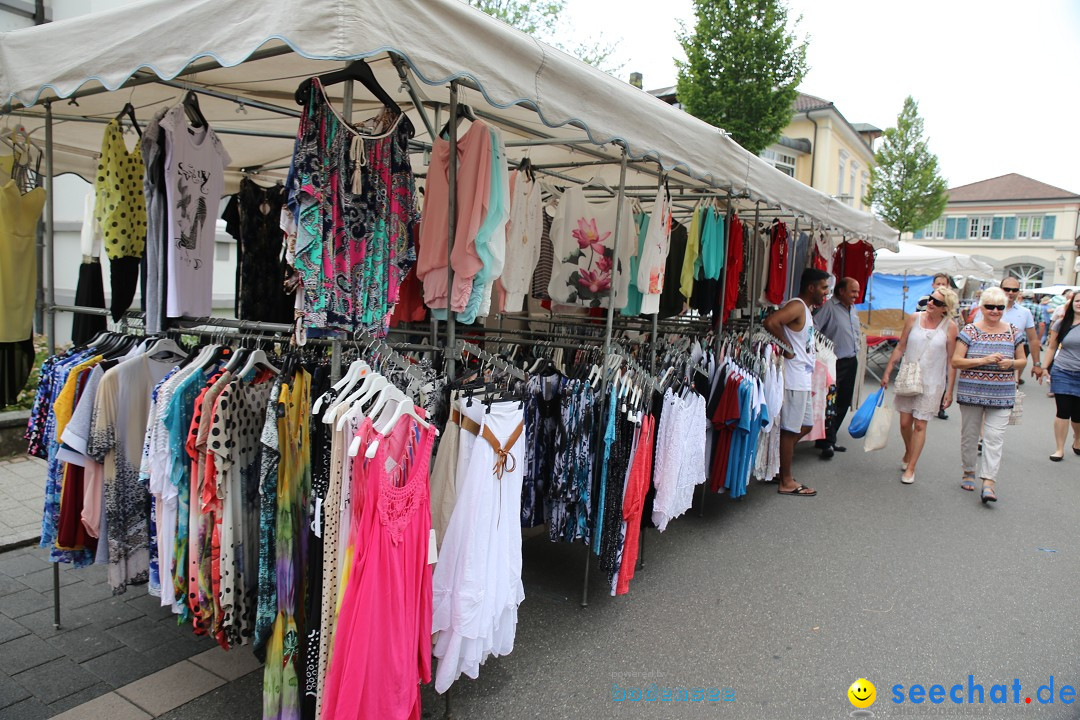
[
  {"x1": 983, "y1": 304, "x2": 1006, "y2": 311},
  {"x1": 927, "y1": 296, "x2": 946, "y2": 308}
]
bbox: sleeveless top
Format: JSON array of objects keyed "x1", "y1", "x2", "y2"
[
  {"x1": 902, "y1": 314, "x2": 949, "y2": 392},
  {"x1": 783, "y1": 298, "x2": 816, "y2": 390}
]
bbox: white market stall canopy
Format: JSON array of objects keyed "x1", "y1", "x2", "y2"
[
  {"x1": 0, "y1": 0, "x2": 898, "y2": 249},
  {"x1": 873, "y1": 241, "x2": 995, "y2": 280}
]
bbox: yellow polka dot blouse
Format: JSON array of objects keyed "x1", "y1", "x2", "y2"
[{"x1": 95, "y1": 119, "x2": 147, "y2": 259}]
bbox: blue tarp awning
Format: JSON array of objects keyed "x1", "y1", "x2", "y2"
[{"x1": 856, "y1": 273, "x2": 934, "y2": 312}]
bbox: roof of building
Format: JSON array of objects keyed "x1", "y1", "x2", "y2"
[
  {"x1": 948, "y1": 173, "x2": 1080, "y2": 202},
  {"x1": 794, "y1": 92, "x2": 833, "y2": 112},
  {"x1": 850, "y1": 122, "x2": 882, "y2": 134}
]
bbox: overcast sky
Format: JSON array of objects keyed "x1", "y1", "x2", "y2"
[{"x1": 563, "y1": 0, "x2": 1080, "y2": 193}]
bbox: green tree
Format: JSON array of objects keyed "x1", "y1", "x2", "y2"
[
  {"x1": 675, "y1": 0, "x2": 808, "y2": 155},
  {"x1": 466, "y1": 0, "x2": 622, "y2": 72},
  {"x1": 865, "y1": 96, "x2": 948, "y2": 233}
]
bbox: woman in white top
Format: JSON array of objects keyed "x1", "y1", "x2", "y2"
[{"x1": 882, "y1": 287, "x2": 959, "y2": 484}]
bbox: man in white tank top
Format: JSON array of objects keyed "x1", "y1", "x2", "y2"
[{"x1": 763, "y1": 268, "x2": 832, "y2": 496}]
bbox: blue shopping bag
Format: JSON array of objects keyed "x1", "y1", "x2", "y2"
[{"x1": 848, "y1": 387, "x2": 883, "y2": 439}]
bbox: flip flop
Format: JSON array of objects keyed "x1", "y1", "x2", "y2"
[
  {"x1": 778, "y1": 484, "x2": 816, "y2": 497},
  {"x1": 960, "y1": 478, "x2": 976, "y2": 491},
  {"x1": 981, "y1": 483, "x2": 997, "y2": 503}
]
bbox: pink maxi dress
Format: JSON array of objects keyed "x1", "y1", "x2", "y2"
[{"x1": 320, "y1": 416, "x2": 435, "y2": 720}]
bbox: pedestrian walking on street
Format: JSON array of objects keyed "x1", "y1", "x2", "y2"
[
  {"x1": 1045, "y1": 291, "x2": 1080, "y2": 461},
  {"x1": 971, "y1": 278, "x2": 1044, "y2": 386},
  {"x1": 882, "y1": 287, "x2": 958, "y2": 484},
  {"x1": 916, "y1": 273, "x2": 962, "y2": 419},
  {"x1": 762, "y1": 268, "x2": 831, "y2": 497},
  {"x1": 812, "y1": 276, "x2": 861, "y2": 459},
  {"x1": 952, "y1": 287, "x2": 1028, "y2": 503}
]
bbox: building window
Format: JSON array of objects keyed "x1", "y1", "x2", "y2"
[
  {"x1": 972, "y1": 218, "x2": 989, "y2": 240},
  {"x1": 1006, "y1": 263, "x2": 1045, "y2": 290},
  {"x1": 1017, "y1": 216, "x2": 1043, "y2": 239},
  {"x1": 215, "y1": 241, "x2": 231, "y2": 262},
  {"x1": 923, "y1": 217, "x2": 946, "y2": 239},
  {"x1": 860, "y1": 171, "x2": 869, "y2": 208},
  {"x1": 849, "y1": 162, "x2": 858, "y2": 204},
  {"x1": 837, "y1": 151, "x2": 848, "y2": 196},
  {"x1": 760, "y1": 149, "x2": 796, "y2": 177}
]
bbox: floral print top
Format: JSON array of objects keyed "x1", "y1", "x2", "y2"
[{"x1": 546, "y1": 185, "x2": 635, "y2": 309}]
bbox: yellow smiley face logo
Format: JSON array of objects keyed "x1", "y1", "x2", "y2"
[{"x1": 848, "y1": 678, "x2": 876, "y2": 709}]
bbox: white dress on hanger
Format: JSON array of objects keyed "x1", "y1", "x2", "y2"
[{"x1": 432, "y1": 400, "x2": 525, "y2": 693}]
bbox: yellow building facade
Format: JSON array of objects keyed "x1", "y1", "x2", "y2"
[{"x1": 759, "y1": 93, "x2": 879, "y2": 213}]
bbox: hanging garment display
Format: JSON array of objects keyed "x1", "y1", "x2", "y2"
[
  {"x1": 0, "y1": 172, "x2": 46, "y2": 406},
  {"x1": 160, "y1": 104, "x2": 230, "y2": 319},
  {"x1": 71, "y1": 191, "x2": 107, "y2": 346},
  {"x1": 284, "y1": 78, "x2": 419, "y2": 338},
  {"x1": 721, "y1": 212, "x2": 744, "y2": 323},
  {"x1": 499, "y1": 169, "x2": 544, "y2": 312},
  {"x1": 416, "y1": 119, "x2": 492, "y2": 314},
  {"x1": 764, "y1": 220, "x2": 789, "y2": 306},
  {"x1": 547, "y1": 185, "x2": 635, "y2": 309},
  {"x1": 432, "y1": 398, "x2": 526, "y2": 694},
  {"x1": 222, "y1": 178, "x2": 294, "y2": 324},
  {"x1": 636, "y1": 186, "x2": 672, "y2": 316},
  {"x1": 831, "y1": 239, "x2": 875, "y2": 304},
  {"x1": 94, "y1": 118, "x2": 148, "y2": 320}
]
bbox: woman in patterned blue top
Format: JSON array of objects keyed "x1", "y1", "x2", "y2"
[{"x1": 951, "y1": 287, "x2": 1027, "y2": 503}]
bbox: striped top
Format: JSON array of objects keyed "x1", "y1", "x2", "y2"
[{"x1": 956, "y1": 323, "x2": 1023, "y2": 408}]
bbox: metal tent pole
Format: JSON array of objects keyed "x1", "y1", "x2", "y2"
[
  {"x1": 43, "y1": 100, "x2": 61, "y2": 629},
  {"x1": 445, "y1": 81, "x2": 460, "y2": 382},
  {"x1": 581, "y1": 143, "x2": 628, "y2": 608},
  {"x1": 749, "y1": 201, "x2": 761, "y2": 334}
]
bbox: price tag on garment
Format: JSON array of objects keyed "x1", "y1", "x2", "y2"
[
  {"x1": 428, "y1": 528, "x2": 438, "y2": 565},
  {"x1": 311, "y1": 498, "x2": 323, "y2": 539}
]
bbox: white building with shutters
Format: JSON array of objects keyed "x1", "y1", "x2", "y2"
[{"x1": 910, "y1": 173, "x2": 1080, "y2": 290}]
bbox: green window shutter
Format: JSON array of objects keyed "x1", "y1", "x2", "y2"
[
  {"x1": 955, "y1": 218, "x2": 968, "y2": 238},
  {"x1": 1043, "y1": 216, "x2": 1056, "y2": 239},
  {"x1": 944, "y1": 218, "x2": 957, "y2": 239},
  {"x1": 991, "y1": 217, "x2": 1003, "y2": 239},
  {"x1": 913, "y1": 229, "x2": 924, "y2": 240},
  {"x1": 1003, "y1": 216, "x2": 1017, "y2": 239}
]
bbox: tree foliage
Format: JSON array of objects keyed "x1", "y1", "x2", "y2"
[
  {"x1": 866, "y1": 96, "x2": 949, "y2": 233},
  {"x1": 466, "y1": 0, "x2": 622, "y2": 72},
  {"x1": 675, "y1": 0, "x2": 808, "y2": 156}
]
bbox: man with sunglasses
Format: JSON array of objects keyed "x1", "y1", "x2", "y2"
[{"x1": 973, "y1": 278, "x2": 1044, "y2": 383}]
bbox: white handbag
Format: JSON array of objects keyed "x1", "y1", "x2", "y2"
[
  {"x1": 893, "y1": 359, "x2": 923, "y2": 397},
  {"x1": 893, "y1": 322, "x2": 937, "y2": 396}
]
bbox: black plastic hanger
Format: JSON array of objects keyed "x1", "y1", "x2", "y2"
[
  {"x1": 295, "y1": 59, "x2": 401, "y2": 115},
  {"x1": 517, "y1": 156, "x2": 535, "y2": 183},
  {"x1": 183, "y1": 91, "x2": 207, "y2": 129},
  {"x1": 438, "y1": 102, "x2": 478, "y2": 139},
  {"x1": 114, "y1": 102, "x2": 142, "y2": 137}
]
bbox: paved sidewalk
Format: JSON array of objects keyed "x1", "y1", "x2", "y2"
[
  {"x1": 0, "y1": 453, "x2": 263, "y2": 720},
  {"x1": 0, "y1": 456, "x2": 47, "y2": 550}
]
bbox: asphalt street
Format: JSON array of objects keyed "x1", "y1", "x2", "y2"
[{"x1": 419, "y1": 378, "x2": 1080, "y2": 720}]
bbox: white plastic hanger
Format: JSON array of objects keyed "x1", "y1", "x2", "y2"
[
  {"x1": 336, "y1": 374, "x2": 388, "y2": 431},
  {"x1": 326, "y1": 367, "x2": 382, "y2": 425},
  {"x1": 143, "y1": 337, "x2": 187, "y2": 363},
  {"x1": 313, "y1": 359, "x2": 370, "y2": 415},
  {"x1": 237, "y1": 347, "x2": 280, "y2": 377}
]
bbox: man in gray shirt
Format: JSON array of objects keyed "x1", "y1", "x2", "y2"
[{"x1": 812, "y1": 277, "x2": 861, "y2": 459}]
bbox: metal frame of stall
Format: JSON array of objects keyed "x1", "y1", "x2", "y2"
[{"x1": 15, "y1": 47, "x2": 884, "y2": 720}]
